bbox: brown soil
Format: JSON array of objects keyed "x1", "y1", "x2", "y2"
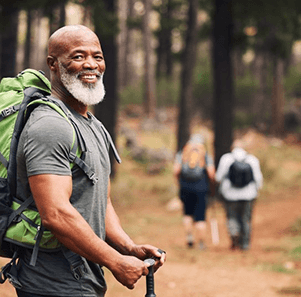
[{"x1": 102, "y1": 187, "x2": 301, "y2": 297}]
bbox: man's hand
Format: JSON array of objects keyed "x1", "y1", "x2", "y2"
[
  {"x1": 110, "y1": 255, "x2": 150, "y2": 289},
  {"x1": 130, "y1": 244, "x2": 166, "y2": 272}
]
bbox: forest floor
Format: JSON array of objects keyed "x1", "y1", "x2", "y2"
[{"x1": 1, "y1": 108, "x2": 301, "y2": 297}]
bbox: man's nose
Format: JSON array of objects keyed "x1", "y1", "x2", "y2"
[{"x1": 83, "y1": 56, "x2": 98, "y2": 69}]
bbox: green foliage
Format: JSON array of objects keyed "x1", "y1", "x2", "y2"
[
  {"x1": 289, "y1": 245, "x2": 301, "y2": 260},
  {"x1": 256, "y1": 144, "x2": 301, "y2": 195},
  {"x1": 119, "y1": 82, "x2": 144, "y2": 106},
  {"x1": 232, "y1": 0, "x2": 301, "y2": 59},
  {"x1": 156, "y1": 76, "x2": 180, "y2": 107},
  {"x1": 233, "y1": 111, "x2": 254, "y2": 129},
  {"x1": 81, "y1": 0, "x2": 119, "y2": 38},
  {"x1": 120, "y1": 76, "x2": 180, "y2": 108},
  {"x1": 284, "y1": 64, "x2": 301, "y2": 98},
  {"x1": 193, "y1": 44, "x2": 213, "y2": 115}
]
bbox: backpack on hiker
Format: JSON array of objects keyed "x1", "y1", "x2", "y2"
[
  {"x1": 228, "y1": 158, "x2": 254, "y2": 188},
  {"x1": 0, "y1": 69, "x2": 121, "y2": 286},
  {"x1": 180, "y1": 142, "x2": 207, "y2": 182}
]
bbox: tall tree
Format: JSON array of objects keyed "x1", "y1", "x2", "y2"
[
  {"x1": 142, "y1": 0, "x2": 157, "y2": 118},
  {"x1": 0, "y1": 5, "x2": 19, "y2": 77},
  {"x1": 176, "y1": 0, "x2": 198, "y2": 151},
  {"x1": 212, "y1": 0, "x2": 234, "y2": 167},
  {"x1": 24, "y1": 9, "x2": 33, "y2": 70},
  {"x1": 155, "y1": 0, "x2": 174, "y2": 78},
  {"x1": 233, "y1": 0, "x2": 301, "y2": 134},
  {"x1": 118, "y1": 0, "x2": 136, "y2": 89},
  {"x1": 271, "y1": 56, "x2": 285, "y2": 135},
  {"x1": 48, "y1": 2, "x2": 67, "y2": 35},
  {"x1": 91, "y1": 0, "x2": 120, "y2": 177}
]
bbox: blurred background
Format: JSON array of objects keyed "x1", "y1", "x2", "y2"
[
  {"x1": 1, "y1": 0, "x2": 301, "y2": 296},
  {"x1": 1, "y1": 0, "x2": 301, "y2": 167}
]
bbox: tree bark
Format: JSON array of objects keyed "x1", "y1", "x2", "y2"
[
  {"x1": 156, "y1": 0, "x2": 173, "y2": 78},
  {"x1": 143, "y1": 0, "x2": 157, "y2": 118},
  {"x1": 270, "y1": 56, "x2": 285, "y2": 136},
  {"x1": 253, "y1": 50, "x2": 269, "y2": 129},
  {"x1": 118, "y1": 0, "x2": 136, "y2": 89},
  {"x1": 176, "y1": 0, "x2": 198, "y2": 151},
  {"x1": 24, "y1": 9, "x2": 33, "y2": 70},
  {"x1": 0, "y1": 6, "x2": 19, "y2": 77},
  {"x1": 212, "y1": 0, "x2": 234, "y2": 168}
]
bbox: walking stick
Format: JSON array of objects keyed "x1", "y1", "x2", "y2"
[
  {"x1": 144, "y1": 258, "x2": 156, "y2": 297},
  {"x1": 210, "y1": 196, "x2": 220, "y2": 246}
]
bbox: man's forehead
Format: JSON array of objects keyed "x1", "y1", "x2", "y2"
[{"x1": 49, "y1": 26, "x2": 101, "y2": 55}]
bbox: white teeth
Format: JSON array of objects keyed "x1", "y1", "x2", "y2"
[{"x1": 83, "y1": 75, "x2": 96, "y2": 79}]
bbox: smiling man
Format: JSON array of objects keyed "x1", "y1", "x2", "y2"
[{"x1": 15, "y1": 25, "x2": 166, "y2": 297}]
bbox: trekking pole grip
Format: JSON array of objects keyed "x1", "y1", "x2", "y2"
[{"x1": 144, "y1": 258, "x2": 156, "y2": 297}]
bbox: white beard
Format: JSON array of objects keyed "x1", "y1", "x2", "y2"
[{"x1": 58, "y1": 62, "x2": 106, "y2": 106}]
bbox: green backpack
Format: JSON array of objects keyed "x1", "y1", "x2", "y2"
[{"x1": 0, "y1": 69, "x2": 119, "y2": 287}]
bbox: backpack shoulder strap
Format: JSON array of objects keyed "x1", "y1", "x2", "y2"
[
  {"x1": 88, "y1": 113, "x2": 121, "y2": 164},
  {"x1": 99, "y1": 122, "x2": 122, "y2": 164},
  {"x1": 27, "y1": 94, "x2": 99, "y2": 184}
]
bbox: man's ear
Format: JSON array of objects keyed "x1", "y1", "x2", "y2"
[{"x1": 47, "y1": 56, "x2": 57, "y2": 71}]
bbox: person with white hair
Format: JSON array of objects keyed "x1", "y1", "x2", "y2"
[{"x1": 215, "y1": 141, "x2": 263, "y2": 250}]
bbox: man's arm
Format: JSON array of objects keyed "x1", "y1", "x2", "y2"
[{"x1": 28, "y1": 174, "x2": 149, "y2": 289}]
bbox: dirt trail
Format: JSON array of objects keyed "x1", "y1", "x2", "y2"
[
  {"x1": 1, "y1": 176, "x2": 301, "y2": 297},
  {"x1": 103, "y1": 188, "x2": 301, "y2": 297}
]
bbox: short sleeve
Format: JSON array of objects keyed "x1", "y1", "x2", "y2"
[{"x1": 21, "y1": 106, "x2": 74, "y2": 177}]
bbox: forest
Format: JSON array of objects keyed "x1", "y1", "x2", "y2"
[
  {"x1": 2, "y1": 2, "x2": 301, "y2": 296},
  {"x1": 1, "y1": 0, "x2": 301, "y2": 169}
]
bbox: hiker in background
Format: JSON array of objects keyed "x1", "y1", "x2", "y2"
[
  {"x1": 11, "y1": 25, "x2": 165, "y2": 297},
  {"x1": 173, "y1": 134, "x2": 216, "y2": 250},
  {"x1": 215, "y1": 140, "x2": 263, "y2": 251}
]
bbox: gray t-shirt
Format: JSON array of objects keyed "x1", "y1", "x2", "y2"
[{"x1": 16, "y1": 103, "x2": 111, "y2": 296}]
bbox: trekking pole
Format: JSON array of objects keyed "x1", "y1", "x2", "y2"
[
  {"x1": 144, "y1": 258, "x2": 156, "y2": 297},
  {"x1": 210, "y1": 196, "x2": 220, "y2": 246}
]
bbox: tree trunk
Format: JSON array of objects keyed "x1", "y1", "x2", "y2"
[
  {"x1": 252, "y1": 50, "x2": 269, "y2": 130},
  {"x1": 0, "y1": 6, "x2": 19, "y2": 77},
  {"x1": 118, "y1": 0, "x2": 135, "y2": 89},
  {"x1": 93, "y1": 0, "x2": 119, "y2": 178},
  {"x1": 143, "y1": 0, "x2": 157, "y2": 118},
  {"x1": 24, "y1": 9, "x2": 33, "y2": 70},
  {"x1": 270, "y1": 56, "x2": 285, "y2": 136},
  {"x1": 156, "y1": 0, "x2": 173, "y2": 78},
  {"x1": 48, "y1": 3, "x2": 66, "y2": 36},
  {"x1": 176, "y1": 0, "x2": 198, "y2": 151},
  {"x1": 212, "y1": 0, "x2": 234, "y2": 168}
]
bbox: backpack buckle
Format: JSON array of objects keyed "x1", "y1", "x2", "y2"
[
  {"x1": 12, "y1": 215, "x2": 22, "y2": 223},
  {"x1": 89, "y1": 173, "x2": 98, "y2": 185},
  {"x1": 71, "y1": 262, "x2": 87, "y2": 280}
]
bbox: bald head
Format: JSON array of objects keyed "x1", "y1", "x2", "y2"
[{"x1": 48, "y1": 25, "x2": 100, "y2": 58}]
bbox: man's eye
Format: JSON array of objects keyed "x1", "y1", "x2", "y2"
[
  {"x1": 73, "y1": 55, "x2": 83, "y2": 60},
  {"x1": 95, "y1": 55, "x2": 103, "y2": 61}
]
